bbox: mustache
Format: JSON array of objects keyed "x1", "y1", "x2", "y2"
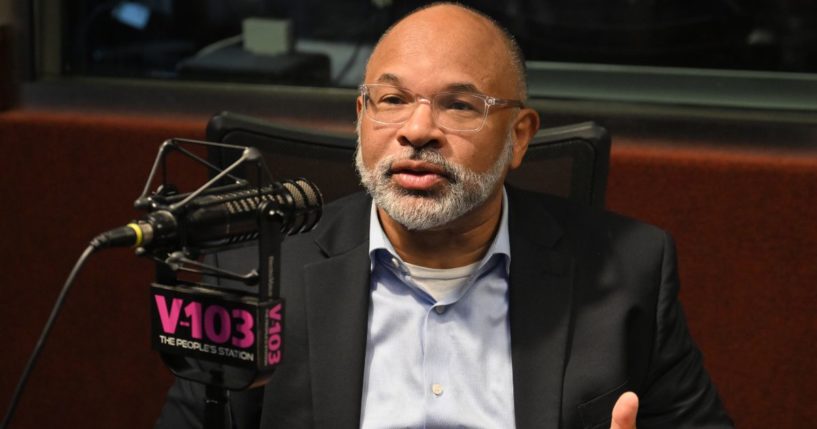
[{"x1": 382, "y1": 148, "x2": 459, "y2": 183}]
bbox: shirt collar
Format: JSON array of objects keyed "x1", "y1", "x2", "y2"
[{"x1": 368, "y1": 187, "x2": 511, "y2": 274}]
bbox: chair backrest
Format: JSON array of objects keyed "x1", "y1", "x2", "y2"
[
  {"x1": 207, "y1": 111, "x2": 360, "y2": 203},
  {"x1": 507, "y1": 121, "x2": 610, "y2": 208},
  {"x1": 206, "y1": 111, "x2": 610, "y2": 208}
]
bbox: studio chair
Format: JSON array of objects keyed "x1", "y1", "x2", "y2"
[
  {"x1": 206, "y1": 111, "x2": 610, "y2": 208},
  {"x1": 507, "y1": 121, "x2": 610, "y2": 208},
  {"x1": 207, "y1": 112, "x2": 360, "y2": 203}
]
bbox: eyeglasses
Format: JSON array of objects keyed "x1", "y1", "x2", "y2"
[{"x1": 359, "y1": 84, "x2": 524, "y2": 132}]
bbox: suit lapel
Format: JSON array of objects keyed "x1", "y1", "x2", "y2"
[
  {"x1": 508, "y1": 189, "x2": 575, "y2": 429},
  {"x1": 304, "y1": 194, "x2": 372, "y2": 428}
]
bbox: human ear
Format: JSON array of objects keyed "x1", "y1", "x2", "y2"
[
  {"x1": 356, "y1": 95, "x2": 364, "y2": 119},
  {"x1": 509, "y1": 107, "x2": 540, "y2": 170}
]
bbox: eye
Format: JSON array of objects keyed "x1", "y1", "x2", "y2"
[
  {"x1": 439, "y1": 94, "x2": 482, "y2": 113},
  {"x1": 447, "y1": 100, "x2": 476, "y2": 111},
  {"x1": 379, "y1": 94, "x2": 409, "y2": 105}
]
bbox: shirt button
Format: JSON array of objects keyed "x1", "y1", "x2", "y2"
[
  {"x1": 434, "y1": 306, "x2": 446, "y2": 314},
  {"x1": 390, "y1": 257, "x2": 400, "y2": 268},
  {"x1": 431, "y1": 383, "x2": 444, "y2": 396}
]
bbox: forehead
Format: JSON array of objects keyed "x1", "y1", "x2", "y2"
[
  {"x1": 371, "y1": 73, "x2": 483, "y2": 95},
  {"x1": 365, "y1": 7, "x2": 516, "y2": 97}
]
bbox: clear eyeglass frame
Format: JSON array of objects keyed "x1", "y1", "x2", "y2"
[{"x1": 359, "y1": 83, "x2": 525, "y2": 132}]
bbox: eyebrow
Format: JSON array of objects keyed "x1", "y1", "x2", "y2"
[
  {"x1": 375, "y1": 73, "x2": 402, "y2": 85},
  {"x1": 444, "y1": 82, "x2": 481, "y2": 94},
  {"x1": 374, "y1": 74, "x2": 483, "y2": 95}
]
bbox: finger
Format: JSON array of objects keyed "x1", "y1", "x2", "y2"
[{"x1": 610, "y1": 391, "x2": 639, "y2": 429}]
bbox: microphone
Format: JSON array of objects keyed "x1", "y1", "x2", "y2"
[{"x1": 91, "y1": 178, "x2": 322, "y2": 250}]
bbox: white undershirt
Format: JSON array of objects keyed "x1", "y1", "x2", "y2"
[{"x1": 402, "y1": 260, "x2": 481, "y2": 302}]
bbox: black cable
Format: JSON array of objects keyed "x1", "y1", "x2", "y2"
[{"x1": 0, "y1": 244, "x2": 98, "y2": 429}]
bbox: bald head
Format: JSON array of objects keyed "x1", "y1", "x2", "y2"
[
  {"x1": 355, "y1": 2, "x2": 541, "y2": 240},
  {"x1": 365, "y1": 3, "x2": 527, "y2": 100}
]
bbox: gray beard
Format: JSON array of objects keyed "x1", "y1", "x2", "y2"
[{"x1": 355, "y1": 133, "x2": 514, "y2": 231}]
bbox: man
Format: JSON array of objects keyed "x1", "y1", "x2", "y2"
[{"x1": 158, "y1": 3, "x2": 732, "y2": 428}]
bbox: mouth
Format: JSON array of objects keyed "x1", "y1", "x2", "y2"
[{"x1": 387, "y1": 160, "x2": 451, "y2": 191}]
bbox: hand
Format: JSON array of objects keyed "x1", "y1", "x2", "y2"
[{"x1": 610, "y1": 391, "x2": 639, "y2": 429}]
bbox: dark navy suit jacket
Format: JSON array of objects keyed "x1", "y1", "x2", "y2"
[{"x1": 156, "y1": 188, "x2": 733, "y2": 429}]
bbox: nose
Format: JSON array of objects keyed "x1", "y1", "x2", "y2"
[{"x1": 397, "y1": 98, "x2": 444, "y2": 149}]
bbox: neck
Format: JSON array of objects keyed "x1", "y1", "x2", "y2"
[{"x1": 378, "y1": 189, "x2": 504, "y2": 269}]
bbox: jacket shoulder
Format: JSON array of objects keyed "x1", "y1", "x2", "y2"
[
  {"x1": 507, "y1": 187, "x2": 668, "y2": 245},
  {"x1": 282, "y1": 191, "x2": 371, "y2": 260}
]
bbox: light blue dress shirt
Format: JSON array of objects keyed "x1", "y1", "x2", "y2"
[{"x1": 360, "y1": 190, "x2": 515, "y2": 429}]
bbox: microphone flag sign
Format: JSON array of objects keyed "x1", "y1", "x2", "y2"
[{"x1": 151, "y1": 284, "x2": 284, "y2": 371}]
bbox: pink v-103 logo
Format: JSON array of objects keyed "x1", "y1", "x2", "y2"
[
  {"x1": 267, "y1": 303, "x2": 283, "y2": 365},
  {"x1": 154, "y1": 295, "x2": 255, "y2": 348}
]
